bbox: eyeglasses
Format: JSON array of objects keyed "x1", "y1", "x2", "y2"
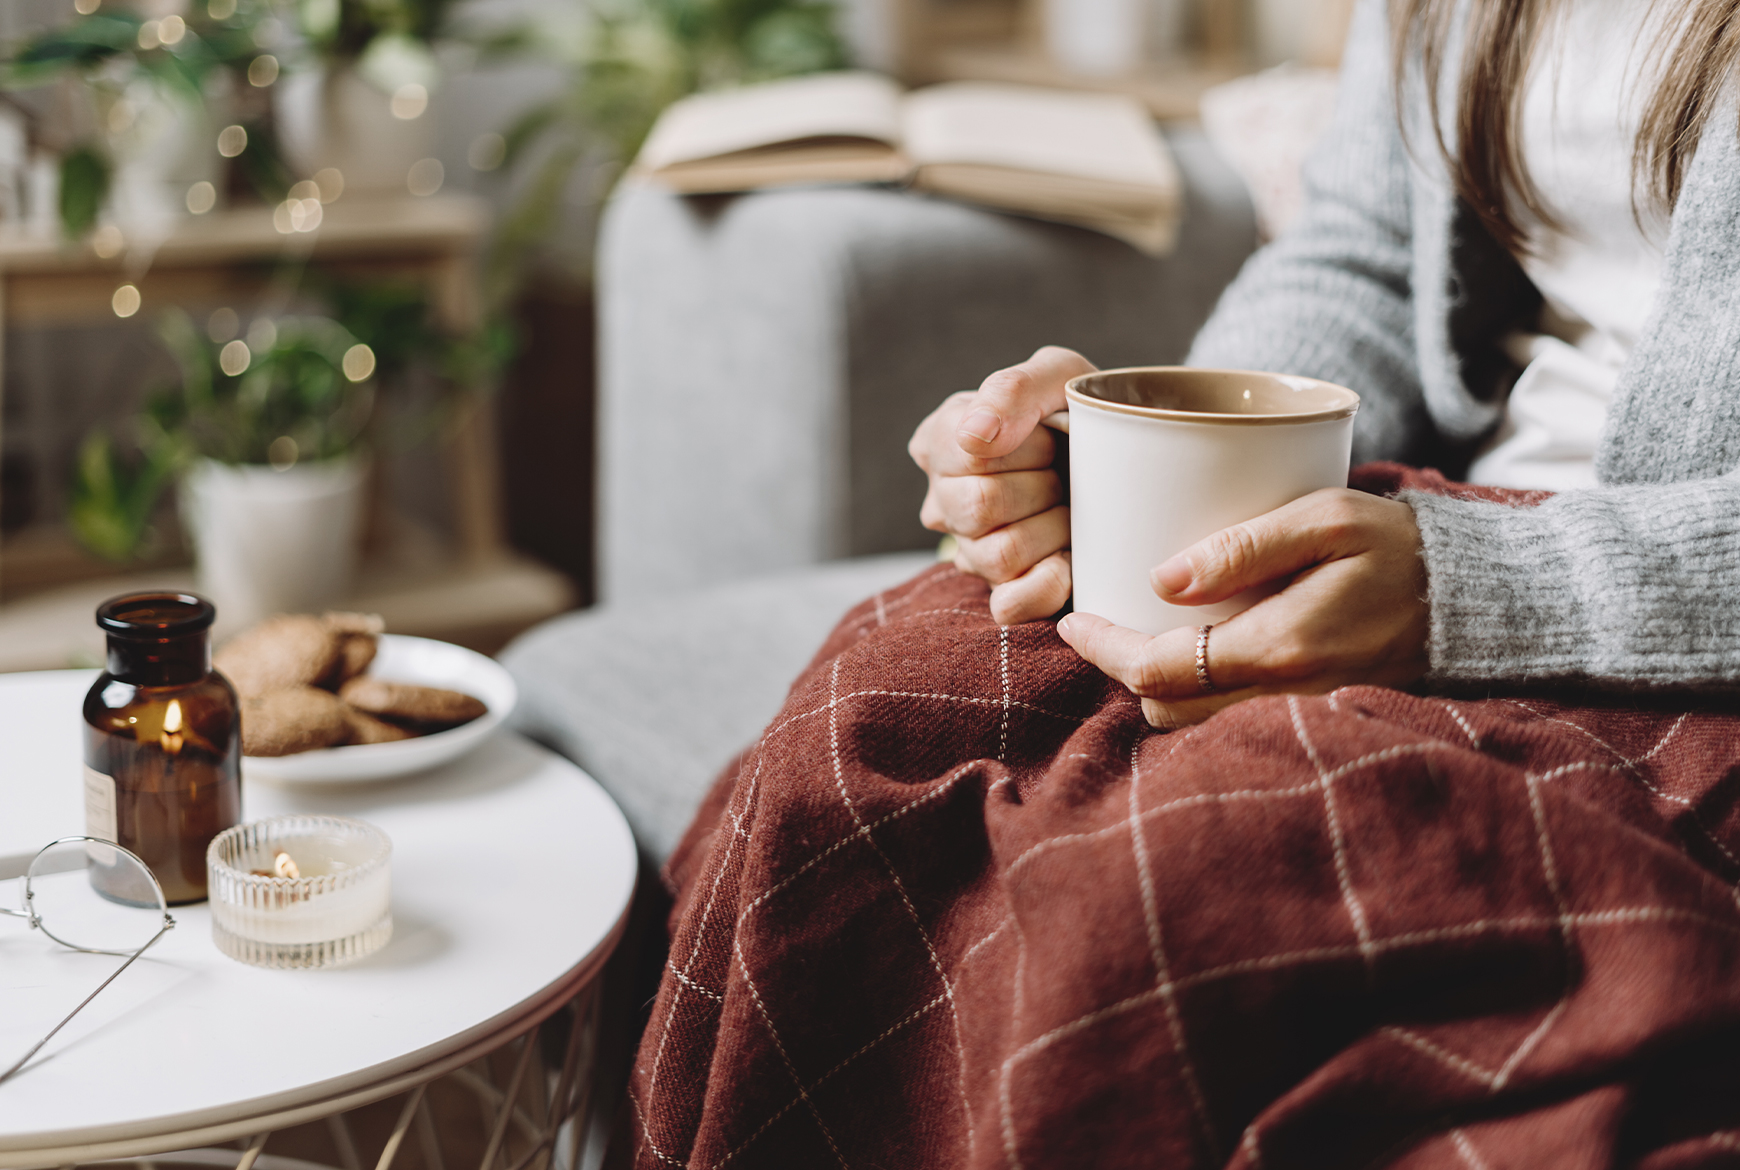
[{"x1": 0, "y1": 836, "x2": 176, "y2": 1086}]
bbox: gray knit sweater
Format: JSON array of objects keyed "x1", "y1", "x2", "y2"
[{"x1": 1186, "y1": 0, "x2": 1740, "y2": 689}]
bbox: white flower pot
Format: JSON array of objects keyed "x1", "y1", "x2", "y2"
[
  {"x1": 109, "y1": 82, "x2": 221, "y2": 241},
  {"x1": 276, "y1": 66, "x2": 433, "y2": 196},
  {"x1": 182, "y1": 457, "x2": 367, "y2": 632}
]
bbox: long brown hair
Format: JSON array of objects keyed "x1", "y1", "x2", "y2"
[{"x1": 1392, "y1": 0, "x2": 1740, "y2": 254}]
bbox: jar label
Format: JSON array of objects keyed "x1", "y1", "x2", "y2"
[{"x1": 83, "y1": 765, "x2": 118, "y2": 850}]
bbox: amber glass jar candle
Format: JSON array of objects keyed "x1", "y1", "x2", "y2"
[{"x1": 83, "y1": 593, "x2": 241, "y2": 905}]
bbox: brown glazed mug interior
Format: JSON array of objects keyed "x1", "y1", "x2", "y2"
[{"x1": 1065, "y1": 367, "x2": 1360, "y2": 426}]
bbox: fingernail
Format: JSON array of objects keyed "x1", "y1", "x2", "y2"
[
  {"x1": 1152, "y1": 555, "x2": 1192, "y2": 596},
  {"x1": 958, "y1": 409, "x2": 1002, "y2": 444},
  {"x1": 1056, "y1": 613, "x2": 1077, "y2": 637}
]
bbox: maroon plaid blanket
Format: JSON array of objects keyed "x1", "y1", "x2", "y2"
[{"x1": 630, "y1": 466, "x2": 1740, "y2": 1169}]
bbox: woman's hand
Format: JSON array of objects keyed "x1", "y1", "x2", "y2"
[
  {"x1": 1056, "y1": 489, "x2": 1431, "y2": 729},
  {"x1": 909, "y1": 346, "x2": 1096, "y2": 624}
]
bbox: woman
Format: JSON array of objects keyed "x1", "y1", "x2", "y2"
[
  {"x1": 911, "y1": 0, "x2": 1740, "y2": 726},
  {"x1": 631, "y1": 3, "x2": 1740, "y2": 1166}
]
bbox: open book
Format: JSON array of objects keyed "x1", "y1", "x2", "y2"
[{"x1": 634, "y1": 72, "x2": 1183, "y2": 255}]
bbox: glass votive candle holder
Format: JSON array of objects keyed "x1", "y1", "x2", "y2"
[{"x1": 207, "y1": 815, "x2": 393, "y2": 969}]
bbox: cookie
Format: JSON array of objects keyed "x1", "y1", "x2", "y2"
[
  {"x1": 338, "y1": 677, "x2": 487, "y2": 730},
  {"x1": 216, "y1": 611, "x2": 384, "y2": 697},
  {"x1": 324, "y1": 612, "x2": 385, "y2": 638},
  {"x1": 325, "y1": 613, "x2": 384, "y2": 686},
  {"x1": 241, "y1": 687, "x2": 353, "y2": 756},
  {"x1": 216, "y1": 616, "x2": 344, "y2": 698},
  {"x1": 345, "y1": 708, "x2": 417, "y2": 745},
  {"x1": 331, "y1": 633, "x2": 380, "y2": 686}
]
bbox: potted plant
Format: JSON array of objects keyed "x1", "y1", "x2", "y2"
[
  {"x1": 73, "y1": 310, "x2": 378, "y2": 630},
  {"x1": 2, "y1": 0, "x2": 295, "y2": 239},
  {"x1": 275, "y1": 0, "x2": 460, "y2": 196}
]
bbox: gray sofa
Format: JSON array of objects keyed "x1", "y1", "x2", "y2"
[{"x1": 502, "y1": 124, "x2": 1258, "y2": 865}]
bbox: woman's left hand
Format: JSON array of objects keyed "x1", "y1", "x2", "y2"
[{"x1": 1056, "y1": 489, "x2": 1431, "y2": 729}]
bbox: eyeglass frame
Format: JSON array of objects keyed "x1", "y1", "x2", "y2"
[{"x1": 0, "y1": 835, "x2": 177, "y2": 1087}]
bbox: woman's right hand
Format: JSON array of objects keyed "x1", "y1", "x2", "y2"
[{"x1": 908, "y1": 346, "x2": 1096, "y2": 625}]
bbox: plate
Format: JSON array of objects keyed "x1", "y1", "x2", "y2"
[{"x1": 242, "y1": 635, "x2": 518, "y2": 785}]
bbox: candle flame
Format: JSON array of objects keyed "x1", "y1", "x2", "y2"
[{"x1": 161, "y1": 699, "x2": 185, "y2": 754}]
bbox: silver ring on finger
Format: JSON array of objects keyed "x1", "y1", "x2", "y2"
[{"x1": 1195, "y1": 624, "x2": 1216, "y2": 695}]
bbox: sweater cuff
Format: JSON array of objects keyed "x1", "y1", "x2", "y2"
[{"x1": 1399, "y1": 489, "x2": 1589, "y2": 684}]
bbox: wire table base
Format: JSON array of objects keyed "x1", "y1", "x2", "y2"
[{"x1": 77, "y1": 981, "x2": 605, "y2": 1170}]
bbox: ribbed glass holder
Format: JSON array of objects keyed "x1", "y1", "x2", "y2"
[{"x1": 207, "y1": 815, "x2": 393, "y2": 969}]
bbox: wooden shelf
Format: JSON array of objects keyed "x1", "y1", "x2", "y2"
[
  {"x1": 0, "y1": 195, "x2": 490, "y2": 276},
  {"x1": 0, "y1": 193, "x2": 514, "y2": 615},
  {"x1": 0, "y1": 549, "x2": 576, "y2": 673},
  {"x1": 0, "y1": 194, "x2": 487, "y2": 341}
]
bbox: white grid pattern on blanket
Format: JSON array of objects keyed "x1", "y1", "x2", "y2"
[
  {"x1": 1507, "y1": 703, "x2": 1740, "y2": 872},
  {"x1": 823, "y1": 658, "x2": 976, "y2": 1148},
  {"x1": 1290, "y1": 696, "x2": 1378, "y2": 974},
  {"x1": 1117, "y1": 735, "x2": 1220, "y2": 1164},
  {"x1": 1451, "y1": 1129, "x2": 1493, "y2": 1170},
  {"x1": 637, "y1": 705, "x2": 774, "y2": 1166},
  {"x1": 634, "y1": 574, "x2": 1737, "y2": 1169}
]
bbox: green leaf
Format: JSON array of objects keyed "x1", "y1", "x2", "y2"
[
  {"x1": 59, "y1": 146, "x2": 110, "y2": 239},
  {"x1": 12, "y1": 13, "x2": 143, "y2": 65},
  {"x1": 470, "y1": 27, "x2": 541, "y2": 60},
  {"x1": 68, "y1": 430, "x2": 179, "y2": 562},
  {"x1": 133, "y1": 45, "x2": 210, "y2": 100},
  {"x1": 1, "y1": 13, "x2": 140, "y2": 85},
  {"x1": 195, "y1": 24, "x2": 270, "y2": 68}
]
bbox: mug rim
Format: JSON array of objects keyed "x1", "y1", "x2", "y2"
[{"x1": 1064, "y1": 366, "x2": 1361, "y2": 427}]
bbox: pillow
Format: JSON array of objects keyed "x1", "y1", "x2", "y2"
[{"x1": 1199, "y1": 65, "x2": 1340, "y2": 241}]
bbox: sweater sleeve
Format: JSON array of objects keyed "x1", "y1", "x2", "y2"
[
  {"x1": 1403, "y1": 476, "x2": 1740, "y2": 687},
  {"x1": 1186, "y1": 0, "x2": 1430, "y2": 465}
]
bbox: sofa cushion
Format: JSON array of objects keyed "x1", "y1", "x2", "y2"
[{"x1": 501, "y1": 552, "x2": 935, "y2": 863}]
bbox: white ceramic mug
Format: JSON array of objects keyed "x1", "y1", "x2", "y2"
[{"x1": 1058, "y1": 367, "x2": 1359, "y2": 636}]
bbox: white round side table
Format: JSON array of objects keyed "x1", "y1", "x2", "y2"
[{"x1": 0, "y1": 670, "x2": 637, "y2": 1170}]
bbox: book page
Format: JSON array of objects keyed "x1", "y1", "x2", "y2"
[
  {"x1": 900, "y1": 83, "x2": 1175, "y2": 190},
  {"x1": 638, "y1": 72, "x2": 905, "y2": 172}
]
